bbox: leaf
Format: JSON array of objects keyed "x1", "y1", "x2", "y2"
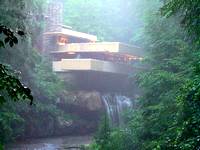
[
  {"x1": 9, "y1": 41, "x2": 14, "y2": 47},
  {"x1": 24, "y1": 87, "x2": 31, "y2": 95},
  {"x1": 0, "y1": 95, "x2": 6, "y2": 105},
  {"x1": 29, "y1": 95, "x2": 33, "y2": 105},
  {"x1": 0, "y1": 144, "x2": 4, "y2": 150},
  {"x1": 2, "y1": 29, "x2": 8, "y2": 36},
  {"x1": 17, "y1": 30, "x2": 25, "y2": 36},
  {"x1": 0, "y1": 41, "x2": 5, "y2": 48},
  {"x1": 4, "y1": 37, "x2": 10, "y2": 44},
  {"x1": 13, "y1": 37, "x2": 18, "y2": 44}
]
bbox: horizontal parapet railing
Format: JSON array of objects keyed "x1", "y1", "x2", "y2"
[
  {"x1": 52, "y1": 59, "x2": 133, "y2": 75},
  {"x1": 57, "y1": 42, "x2": 143, "y2": 57}
]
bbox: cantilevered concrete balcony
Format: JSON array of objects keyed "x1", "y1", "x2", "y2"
[
  {"x1": 52, "y1": 59, "x2": 133, "y2": 75},
  {"x1": 54, "y1": 42, "x2": 143, "y2": 57}
]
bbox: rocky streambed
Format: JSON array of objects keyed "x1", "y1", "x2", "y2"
[
  {"x1": 8, "y1": 91, "x2": 133, "y2": 149},
  {"x1": 6, "y1": 136, "x2": 92, "y2": 150}
]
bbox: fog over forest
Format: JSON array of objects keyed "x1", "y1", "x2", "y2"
[{"x1": 0, "y1": 0, "x2": 200, "y2": 150}]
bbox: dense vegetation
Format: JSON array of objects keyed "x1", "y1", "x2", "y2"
[
  {"x1": 1, "y1": 0, "x2": 200, "y2": 149},
  {"x1": 0, "y1": 0, "x2": 72, "y2": 148}
]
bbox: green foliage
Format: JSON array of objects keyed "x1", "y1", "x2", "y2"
[
  {"x1": 0, "y1": 64, "x2": 33, "y2": 105},
  {"x1": 161, "y1": 0, "x2": 200, "y2": 43},
  {"x1": 129, "y1": 1, "x2": 199, "y2": 148},
  {"x1": 0, "y1": 25, "x2": 33, "y2": 105},
  {"x1": 1, "y1": 0, "x2": 200, "y2": 149},
  {"x1": 0, "y1": 144, "x2": 3, "y2": 150},
  {"x1": 63, "y1": 0, "x2": 140, "y2": 43},
  {"x1": 90, "y1": 115, "x2": 136, "y2": 150},
  {"x1": 92, "y1": 0, "x2": 200, "y2": 149},
  {"x1": 173, "y1": 78, "x2": 200, "y2": 149},
  {"x1": 32, "y1": 60, "x2": 66, "y2": 100},
  {"x1": 0, "y1": 109, "x2": 24, "y2": 143},
  {"x1": 94, "y1": 116, "x2": 111, "y2": 150},
  {"x1": 0, "y1": 0, "x2": 73, "y2": 145},
  {"x1": 0, "y1": 25, "x2": 25, "y2": 48}
]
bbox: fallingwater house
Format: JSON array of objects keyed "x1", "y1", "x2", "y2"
[
  {"x1": 42, "y1": 1, "x2": 143, "y2": 92},
  {"x1": 43, "y1": 26, "x2": 142, "y2": 91},
  {"x1": 41, "y1": 1, "x2": 142, "y2": 127}
]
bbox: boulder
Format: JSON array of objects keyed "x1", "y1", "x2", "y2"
[{"x1": 66, "y1": 91, "x2": 103, "y2": 111}]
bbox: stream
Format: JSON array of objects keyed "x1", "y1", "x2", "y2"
[
  {"x1": 6, "y1": 94, "x2": 132, "y2": 150},
  {"x1": 6, "y1": 136, "x2": 92, "y2": 150}
]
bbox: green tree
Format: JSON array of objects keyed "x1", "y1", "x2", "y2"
[
  {"x1": 0, "y1": 0, "x2": 72, "y2": 147},
  {"x1": 0, "y1": 25, "x2": 33, "y2": 105},
  {"x1": 159, "y1": 0, "x2": 200, "y2": 149},
  {"x1": 63, "y1": 0, "x2": 139, "y2": 43},
  {"x1": 161, "y1": 0, "x2": 200, "y2": 43},
  {"x1": 91, "y1": 0, "x2": 200, "y2": 149}
]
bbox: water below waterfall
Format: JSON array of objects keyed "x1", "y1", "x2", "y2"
[
  {"x1": 6, "y1": 94, "x2": 133, "y2": 149},
  {"x1": 101, "y1": 94, "x2": 133, "y2": 126},
  {"x1": 6, "y1": 136, "x2": 92, "y2": 150}
]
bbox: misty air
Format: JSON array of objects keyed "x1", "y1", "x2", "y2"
[{"x1": 0, "y1": 0, "x2": 200, "y2": 150}]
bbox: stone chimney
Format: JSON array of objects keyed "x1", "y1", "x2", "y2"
[
  {"x1": 43, "y1": 0, "x2": 64, "y2": 55},
  {"x1": 45, "y1": 0, "x2": 64, "y2": 32}
]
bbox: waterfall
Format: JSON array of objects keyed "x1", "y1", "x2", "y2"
[{"x1": 101, "y1": 94, "x2": 132, "y2": 126}]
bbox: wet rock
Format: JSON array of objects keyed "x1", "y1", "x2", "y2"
[
  {"x1": 54, "y1": 91, "x2": 104, "y2": 136},
  {"x1": 64, "y1": 91, "x2": 104, "y2": 111}
]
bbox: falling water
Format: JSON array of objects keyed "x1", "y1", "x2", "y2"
[{"x1": 101, "y1": 94, "x2": 132, "y2": 126}]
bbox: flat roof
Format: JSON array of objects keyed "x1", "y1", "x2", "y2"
[{"x1": 44, "y1": 28, "x2": 97, "y2": 42}]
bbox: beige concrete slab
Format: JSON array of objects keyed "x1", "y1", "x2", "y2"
[
  {"x1": 56, "y1": 42, "x2": 142, "y2": 57},
  {"x1": 53, "y1": 59, "x2": 133, "y2": 75}
]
